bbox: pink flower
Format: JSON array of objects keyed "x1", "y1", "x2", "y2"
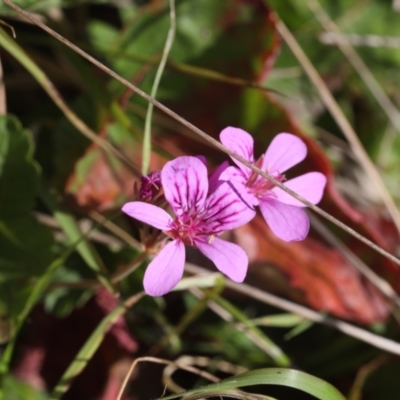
[
  {"x1": 122, "y1": 156, "x2": 256, "y2": 296},
  {"x1": 219, "y1": 127, "x2": 327, "y2": 242}
]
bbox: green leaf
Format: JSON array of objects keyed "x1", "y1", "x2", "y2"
[
  {"x1": 0, "y1": 217, "x2": 54, "y2": 279},
  {"x1": 0, "y1": 375, "x2": 47, "y2": 400},
  {"x1": 175, "y1": 389, "x2": 278, "y2": 400},
  {"x1": 161, "y1": 368, "x2": 345, "y2": 400},
  {"x1": 0, "y1": 115, "x2": 54, "y2": 328},
  {"x1": 0, "y1": 115, "x2": 53, "y2": 278},
  {"x1": 0, "y1": 116, "x2": 37, "y2": 216}
]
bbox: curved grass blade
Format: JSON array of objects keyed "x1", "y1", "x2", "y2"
[
  {"x1": 142, "y1": 0, "x2": 176, "y2": 175},
  {"x1": 161, "y1": 368, "x2": 345, "y2": 400},
  {"x1": 179, "y1": 389, "x2": 278, "y2": 400}
]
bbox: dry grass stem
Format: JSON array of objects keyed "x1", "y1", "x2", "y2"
[
  {"x1": 116, "y1": 356, "x2": 219, "y2": 400},
  {"x1": 274, "y1": 14, "x2": 400, "y2": 235},
  {"x1": 89, "y1": 211, "x2": 142, "y2": 251},
  {"x1": 320, "y1": 32, "x2": 400, "y2": 49},
  {"x1": 347, "y1": 355, "x2": 390, "y2": 400},
  {"x1": 35, "y1": 212, "x2": 126, "y2": 248},
  {"x1": 186, "y1": 263, "x2": 400, "y2": 357},
  {"x1": 162, "y1": 355, "x2": 247, "y2": 393},
  {"x1": 305, "y1": 0, "x2": 400, "y2": 134}
]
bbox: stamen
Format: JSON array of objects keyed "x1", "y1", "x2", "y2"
[
  {"x1": 166, "y1": 216, "x2": 216, "y2": 246},
  {"x1": 246, "y1": 156, "x2": 286, "y2": 199}
]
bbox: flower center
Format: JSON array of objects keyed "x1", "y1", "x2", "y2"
[
  {"x1": 167, "y1": 217, "x2": 203, "y2": 246},
  {"x1": 246, "y1": 156, "x2": 286, "y2": 199}
]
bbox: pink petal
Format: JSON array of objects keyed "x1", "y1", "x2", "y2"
[
  {"x1": 202, "y1": 181, "x2": 256, "y2": 232},
  {"x1": 271, "y1": 172, "x2": 327, "y2": 207},
  {"x1": 220, "y1": 127, "x2": 254, "y2": 177},
  {"x1": 162, "y1": 156, "x2": 208, "y2": 216},
  {"x1": 217, "y1": 164, "x2": 258, "y2": 204},
  {"x1": 122, "y1": 202, "x2": 172, "y2": 230},
  {"x1": 219, "y1": 165, "x2": 247, "y2": 185},
  {"x1": 195, "y1": 155, "x2": 207, "y2": 165},
  {"x1": 195, "y1": 237, "x2": 248, "y2": 282},
  {"x1": 259, "y1": 199, "x2": 310, "y2": 242},
  {"x1": 218, "y1": 166, "x2": 259, "y2": 204},
  {"x1": 143, "y1": 240, "x2": 185, "y2": 296},
  {"x1": 208, "y1": 161, "x2": 229, "y2": 193},
  {"x1": 263, "y1": 133, "x2": 307, "y2": 174}
]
